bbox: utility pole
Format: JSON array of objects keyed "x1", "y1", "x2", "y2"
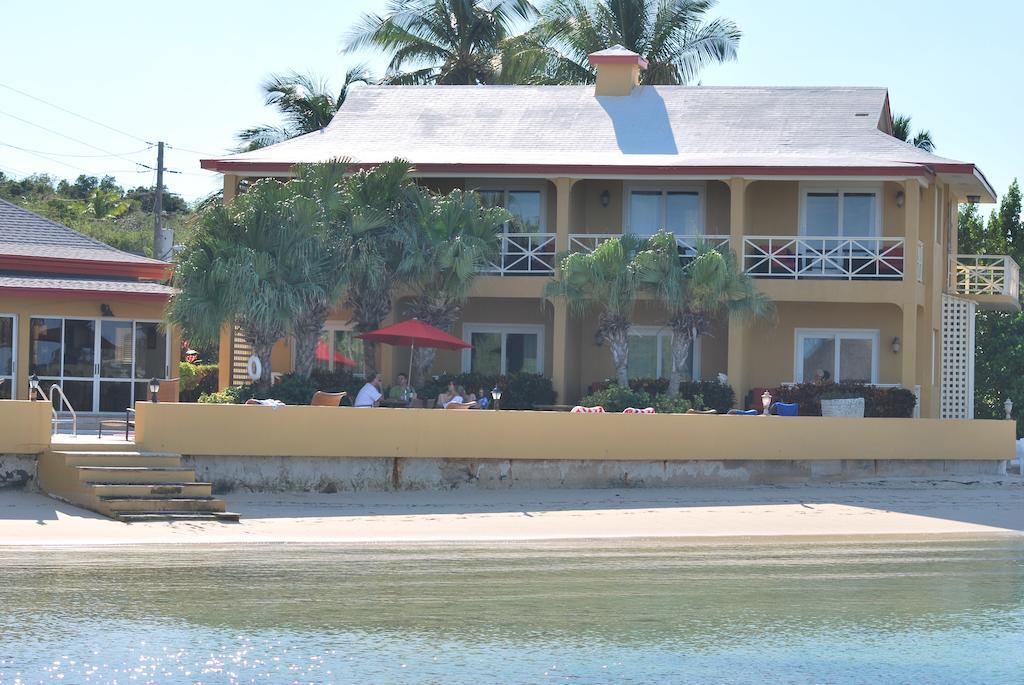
[{"x1": 152, "y1": 141, "x2": 173, "y2": 261}]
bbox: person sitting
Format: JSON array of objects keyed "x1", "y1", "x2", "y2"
[
  {"x1": 474, "y1": 387, "x2": 490, "y2": 409},
  {"x1": 388, "y1": 372, "x2": 415, "y2": 404},
  {"x1": 442, "y1": 383, "x2": 472, "y2": 408},
  {"x1": 354, "y1": 372, "x2": 383, "y2": 408},
  {"x1": 437, "y1": 380, "x2": 458, "y2": 408}
]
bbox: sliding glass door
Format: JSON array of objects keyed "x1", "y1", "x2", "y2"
[
  {"x1": 0, "y1": 315, "x2": 14, "y2": 400},
  {"x1": 29, "y1": 317, "x2": 169, "y2": 413}
]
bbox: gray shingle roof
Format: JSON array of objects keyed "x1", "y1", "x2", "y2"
[
  {"x1": 0, "y1": 198, "x2": 166, "y2": 265},
  {"x1": 0, "y1": 273, "x2": 174, "y2": 296},
  {"x1": 204, "y1": 85, "x2": 970, "y2": 172}
]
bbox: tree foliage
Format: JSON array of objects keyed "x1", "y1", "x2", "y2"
[
  {"x1": 891, "y1": 113, "x2": 936, "y2": 153},
  {"x1": 958, "y1": 180, "x2": 1024, "y2": 433}
]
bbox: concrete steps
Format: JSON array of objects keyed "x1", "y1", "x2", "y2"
[{"x1": 38, "y1": 447, "x2": 237, "y2": 523}]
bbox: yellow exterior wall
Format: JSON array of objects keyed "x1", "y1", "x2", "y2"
[
  {"x1": 3, "y1": 295, "x2": 178, "y2": 401},
  {"x1": 0, "y1": 400, "x2": 52, "y2": 453},
  {"x1": 135, "y1": 402, "x2": 1015, "y2": 461}
]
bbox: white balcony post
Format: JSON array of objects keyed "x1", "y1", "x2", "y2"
[{"x1": 727, "y1": 178, "x2": 749, "y2": 404}]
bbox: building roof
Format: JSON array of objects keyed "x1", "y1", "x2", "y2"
[
  {"x1": 201, "y1": 84, "x2": 994, "y2": 200},
  {"x1": 0, "y1": 273, "x2": 174, "y2": 300},
  {"x1": 0, "y1": 198, "x2": 171, "y2": 280}
]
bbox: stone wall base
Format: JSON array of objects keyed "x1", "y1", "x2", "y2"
[
  {"x1": 181, "y1": 456, "x2": 1009, "y2": 494},
  {"x1": 0, "y1": 454, "x2": 37, "y2": 490}
]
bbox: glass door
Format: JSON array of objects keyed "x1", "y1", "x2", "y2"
[
  {"x1": 98, "y1": 320, "x2": 134, "y2": 412},
  {"x1": 133, "y1": 321, "x2": 169, "y2": 403},
  {"x1": 58, "y1": 319, "x2": 96, "y2": 412},
  {"x1": 0, "y1": 315, "x2": 14, "y2": 399}
]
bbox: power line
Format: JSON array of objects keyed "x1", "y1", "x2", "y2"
[
  {"x1": 0, "y1": 109, "x2": 158, "y2": 172},
  {"x1": 166, "y1": 143, "x2": 221, "y2": 156},
  {"x1": 0, "y1": 141, "x2": 154, "y2": 159},
  {"x1": 0, "y1": 81, "x2": 153, "y2": 144}
]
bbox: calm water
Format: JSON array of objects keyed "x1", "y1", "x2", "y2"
[{"x1": 0, "y1": 539, "x2": 1022, "y2": 684}]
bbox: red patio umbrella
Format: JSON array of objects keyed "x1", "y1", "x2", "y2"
[
  {"x1": 357, "y1": 319, "x2": 471, "y2": 382},
  {"x1": 315, "y1": 339, "x2": 357, "y2": 367}
]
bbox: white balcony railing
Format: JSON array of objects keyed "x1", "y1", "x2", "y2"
[
  {"x1": 952, "y1": 254, "x2": 1021, "y2": 298},
  {"x1": 743, "y1": 236, "x2": 907, "y2": 280},
  {"x1": 568, "y1": 233, "x2": 729, "y2": 255},
  {"x1": 483, "y1": 232, "x2": 556, "y2": 275}
]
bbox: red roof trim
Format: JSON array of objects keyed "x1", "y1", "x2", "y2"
[
  {"x1": 0, "y1": 286, "x2": 172, "y2": 302},
  {"x1": 0, "y1": 254, "x2": 171, "y2": 280},
  {"x1": 203, "y1": 159, "x2": 939, "y2": 178}
]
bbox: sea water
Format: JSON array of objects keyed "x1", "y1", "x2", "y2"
[{"x1": 0, "y1": 538, "x2": 1021, "y2": 684}]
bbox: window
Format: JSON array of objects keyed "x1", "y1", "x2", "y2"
[
  {"x1": 476, "y1": 187, "x2": 544, "y2": 233},
  {"x1": 795, "y1": 329, "x2": 878, "y2": 384},
  {"x1": 314, "y1": 324, "x2": 364, "y2": 376},
  {"x1": 462, "y1": 324, "x2": 543, "y2": 374},
  {"x1": 626, "y1": 327, "x2": 699, "y2": 381},
  {"x1": 800, "y1": 187, "x2": 880, "y2": 237},
  {"x1": 0, "y1": 315, "x2": 14, "y2": 400},
  {"x1": 625, "y1": 186, "x2": 703, "y2": 236}
]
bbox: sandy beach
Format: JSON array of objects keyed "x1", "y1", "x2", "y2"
[{"x1": 0, "y1": 479, "x2": 1021, "y2": 545}]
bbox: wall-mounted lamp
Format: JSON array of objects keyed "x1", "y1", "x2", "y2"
[
  {"x1": 100, "y1": 303, "x2": 114, "y2": 317},
  {"x1": 967, "y1": 195, "x2": 981, "y2": 205},
  {"x1": 891, "y1": 336, "x2": 901, "y2": 354},
  {"x1": 895, "y1": 190, "x2": 905, "y2": 208},
  {"x1": 600, "y1": 190, "x2": 611, "y2": 208}
]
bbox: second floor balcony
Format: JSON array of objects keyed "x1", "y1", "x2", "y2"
[{"x1": 952, "y1": 254, "x2": 1021, "y2": 311}]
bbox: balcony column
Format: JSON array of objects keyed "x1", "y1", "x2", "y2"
[
  {"x1": 551, "y1": 177, "x2": 577, "y2": 403},
  {"x1": 726, "y1": 178, "x2": 749, "y2": 405},
  {"x1": 901, "y1": 181, "x2": 921, "y2": 392}
]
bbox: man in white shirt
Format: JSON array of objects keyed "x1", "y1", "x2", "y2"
[{"x1": 354, "y1": 372, "x2": 383, "y2": 408}]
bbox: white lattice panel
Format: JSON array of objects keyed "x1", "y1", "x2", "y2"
[
  {"x1": 230, "y1": 325, "x2": 254, "y2": 387},
  {"x1": 940, "y1": 294, "x2": 975, "y2": 419}
]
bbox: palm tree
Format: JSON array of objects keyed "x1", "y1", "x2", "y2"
[
  {"x1": 83, "y1": 188, "x2": 129, "y2": 219},
  {"x1": 343, "y1": 0, "x2": 537, "y2": 85},
  {"x1": 399, "y1": 189, "x2": 508, "y2": 382},
  {"x1": 637, "y1": 232, "x2": 771, "y2": 397},
  {"x1": 891, "y1": 113, "x2": 935, "y2": 153},
  {"x1": 532, "y1": 0, "x2": 741, "y2": 85},
  {"x1": 545, "y1": 234, "x2": 646, "y2": 386},
  {"x1": 167, "y1": 180, "x2": 327, "y2": 387},
  {"x1": 236, "y1": 67, "x2": 371, "y2": 151},
  {"x1": 340, "y1": 160, "x2": 420, "y2": 374}
]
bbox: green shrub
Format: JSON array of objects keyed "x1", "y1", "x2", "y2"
[
  {"x1": 418, "y1": 372, "x2": 555, "y2": 410},
  {"x1": 580, "y1": 385, "x2": 692, "y2": 413},
  {"x1": 198, "y1": 369, "x2": 364, "y2": 406},
  {"x1": 587, "y1": 378, "x2": 735, "y2": 412},
  {"x1": 768, "y1": 382, "x2": 916, "y2": 418},
  {"x1": 179, "y1": 362, "x2": 219, "y2": 402}
]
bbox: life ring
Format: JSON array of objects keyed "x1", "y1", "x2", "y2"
[{"x1": 246, "y1": 354, "x2": 262, "y2": 382}]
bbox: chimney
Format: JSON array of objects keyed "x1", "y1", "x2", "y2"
[{"x1": 588, "y1": 45, "x2": 648, "y2": 96}]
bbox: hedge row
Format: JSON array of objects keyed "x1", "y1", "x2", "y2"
[
  {"x1": 418, "y1": 372, "x2": 556, "y2": 410},
  {"x1": 587, "y1": 378, "x2": 736, "y2": 413},
  {"x1": 765, "y1": 382, "x2": 917, "y2": 418}
]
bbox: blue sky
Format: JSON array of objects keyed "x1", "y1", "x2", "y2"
[{"x1": 0, "y1": 0, "x2": 1020, "y2": 204}]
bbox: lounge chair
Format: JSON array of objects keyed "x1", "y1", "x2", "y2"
[
  {"x1": 726, "y1": 409, "x2": 760, "y2": 416},
  {"x1": 686, "y1": 408, "x2": 719, "y2": 415},
  {"x1": 770, "y1": 402, "x2": 799, "y2": 416},
  {"x1": 100, "y1": 378, "x2": 180, "y2": 439},
  {"x1": 310, "y1": 391, "x2": 346, "y2": 407}
]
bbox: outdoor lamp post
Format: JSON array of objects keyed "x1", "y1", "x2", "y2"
[
  {"x1": 491, "y1": 385, "x2": 502, "y2": 411},
  {"x1": 28, "y1": 374, "x2": 40, "y2": 401},
  {"x1": 1005, "y1": 398, "x2": 1013, "y2": 420},
  {"x1": 761, "y1": 390, "x2": 772, "y2": 416},
  {"x1": 149, "y1": 378, "x2": 160, "y2": 403}
]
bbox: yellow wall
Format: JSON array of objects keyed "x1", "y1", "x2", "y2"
[
  {"x1": 2, "y1": 295, "x2": 178, "y2": 401},
  {"x1": 0, "y1": 400, "x2": 52, "y2": 453},
  {"x1": 135, "y1": 402, "x2": 1015, "y2": 461}
]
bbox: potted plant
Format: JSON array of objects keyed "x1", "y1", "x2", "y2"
[{"x1": 820, "y1": 387, "x2": 865, "y2": 418}]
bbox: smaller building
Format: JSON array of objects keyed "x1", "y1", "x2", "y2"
[{"x1": 0, "y1": 198, "x2": 177, "y2": 412}]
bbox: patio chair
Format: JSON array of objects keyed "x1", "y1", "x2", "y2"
[
  {"x1": 310, "y1": 391, "x2": 346, "y2": 407},
  {"x1": 770, "y1": 402, "x2": 799, "y2": 416},
  {"x1": 100, "y1": 378, "x2": 180, "y2": 439}
]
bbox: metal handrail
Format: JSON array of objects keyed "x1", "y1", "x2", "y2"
[{"x1": 45, "y1": 383, "x2": 77, "y2": 437}]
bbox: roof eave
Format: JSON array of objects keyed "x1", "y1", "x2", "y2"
[{"x1": 0, "y1": 254, "x2": 173, "y2": 281}]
